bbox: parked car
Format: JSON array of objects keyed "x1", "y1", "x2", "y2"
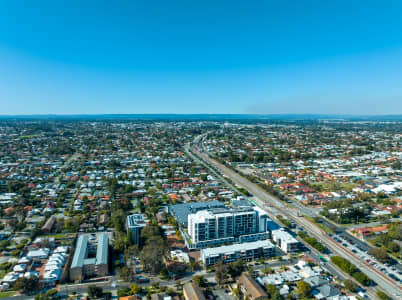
[{"x1": 135, "y1": 276, "x2": 150, "y2": 283}]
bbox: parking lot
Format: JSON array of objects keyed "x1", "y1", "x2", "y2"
[{"x1": 331, "y1": 234, "x2": 402, "y2": 283}]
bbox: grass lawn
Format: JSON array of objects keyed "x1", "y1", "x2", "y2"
[
  {"x1": 310, "y1": 181, "x2": 356, "y2": 192},
  {"x1": 305, "y1": 216, "x2": 335, "y2": 234},
  {"x1": 0, "y1": 291, "x2": 16, "y2": 298},
  {"x1": 42, "y1": 232, "x2": 76, "y2": 239},
  {"x1": 316, "y1": 222, "x2": 334, "y2": 234}
]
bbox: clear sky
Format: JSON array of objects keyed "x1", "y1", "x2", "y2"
[{"x1": 1, "y1": 0, "x2": 402, "y2": 115}]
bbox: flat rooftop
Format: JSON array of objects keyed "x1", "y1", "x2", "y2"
[
  {"x1": 272, "y1": 229, "x2": 298, "y2": 243},
  {"x1": 168, "y1": 200, "x2": 225, "y2": 226},
  {"x1": 127, "y1": 214, "x2": 147, "y2": 228},
  {"x1": 201, "y1": 239, "x2": 274, "y2": 257}
]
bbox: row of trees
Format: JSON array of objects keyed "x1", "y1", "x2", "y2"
[
  {"x1": 368, "y1": 248, "x2": 392, "y2": 264},
  {"x1": 330, "y1": 256, "x2": 371, "y2": 286},
  {"x1": 370, "y1": 221, "x2": 401, "y2": 259},
  {"x1": 119, "y1": 224, "x2": 168, "y2": 282},
  {"x1": 34, "y1": 289, "x2": 59, "y2": 300},
  {"x1": 140, "y1": 225, "x2": 168, "y2": 274},
  {"x1": 14, "y1": 276, "x2": 39, "y2": 295},
  {"x1": 322, "y1": 202, "x2": 370, "y2": 224},
  {"x1": 298, "y1": 231, "x2": 326, "y2": 253}
]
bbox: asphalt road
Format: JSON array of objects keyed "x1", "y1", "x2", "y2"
[{"x1": 189, "y1": 139, "x2": 401, "y2": 299}]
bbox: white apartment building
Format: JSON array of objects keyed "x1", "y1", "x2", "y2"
[
  {"x1": 201, "y1": 240, "x2": 275, "y2": 266},
  {"x1": 126, "y1": 214, "x2": 147, "y2": 245},
  {"x1": 186, "y1": 206, "x2": 269, "y2": 249},
  {"x1": 272, "y1": 228, "x2": 299, "y2": 253}
]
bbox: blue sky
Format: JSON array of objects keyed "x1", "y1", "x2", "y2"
[{"x1": 1, "y1": 0, "x2": 402, "y2": 115}]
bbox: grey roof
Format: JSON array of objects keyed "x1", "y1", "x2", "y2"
[
  {"x1": 96, "y1": 233, "x2": 108, "y2": 265},
  {"x1": 206, "y1": 206, "x2": 255, "y2": 215},
  {"x1": 281, "y1": 270, "x2": 301, "y2": 282},
  {"x1": 127, "y1": 214, "x2": 147, "y2": 229},
  {"x1": 232, "y1": 199, "x2": 254, "y2": 207},
  {"x1": 318, "y1": 284, "x2": 341, "y2": 297},
  {"x1": 71, "y1": 233, "x2": 108, "y2": 268},
  {"x1": 71, "y1": 235, "x2": 88, "y2": 268},
  {"x1": 201, "y1": 239, "x2": 274, "y2": 257},
  {"x1": 168, "y1": 200, "x2": 224, "y2": 226},
  {"x1": 305, "y1": 275, "x2": 328, "y2": 287}
]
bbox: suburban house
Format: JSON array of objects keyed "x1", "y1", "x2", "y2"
[
  {"x1": 183, "y1": 282, "x2": 206, "y2": 300},
  {"x1": 237, "y1": 272, "x2": 268, "y2": 300}
]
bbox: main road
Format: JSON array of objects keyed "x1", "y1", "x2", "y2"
[{"x1": 186, "y1": 136, "x2": 401, "y2": 299}]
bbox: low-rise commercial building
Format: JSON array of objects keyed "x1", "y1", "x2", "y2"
[{"x1": 271, "y1": 229, "x2": 299, "y2": 253}]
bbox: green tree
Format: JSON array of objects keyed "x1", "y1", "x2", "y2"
[
  {"x1": 227, "y1": 260, "x2": 246, "y2": 279},
  {"x1": 297, "y1": 280, "x2": 312, "y2": 298},
  {"x1": 331, "y1": 256, "x2": 357, "y2": 274},
  {"x1": 117, "y1": 287, "x2": 132, "y2": 297},
  {"x1": 30, "y1": 227, "x2": 41, "y2": 239},
  {"x1": 111, "y1": 209, "x2": 126, "y2": 232},
  {"x1": 140, "y1": 236, "x2": 167, "y2": 274},
  {"x1": 193, "y1": 275, "x2": 208, "y2": 288},
  {"x1": 392, "y1": 159, "x2": 401, "y2": 170},
  {"x1": 344, "y1": 279, "x2": 358, "y2": 292},
  {"x1": 114, "y1": 232, "x2": 130, "y2": 253},
  {"x1": 87, "y1": 286, "x2": 103, "y2": 299},
  {"x1": 376, "y1": 291, "x2": 391, "y2": 300},
  {"x1": 352, "y1": 272, "x2": 371, "y2": 286},
  {"x1": 124, "y1": 245, "x2": 139, "y2": 264},
  {"x1": 141, "y1": 225, "x2": 161, "y2": 243},
  {"x1": 265, "y1": 284, "x2": 281, "y2": 300},
  {"x1": 232, "y1": 287, "x2": 240, "y2": 299},
  {"x1": 369, "y1": 248, "x2": 390, "y2": 263},
  {"x1": 14, "y1": 277, "x2": 39, "y2": 294},
  {"x1": 34, "y1": 289, "x2": 59, "y2": 300},
  {"x1": 189, "y1": 260, "x2": 197, "y2": 271},
  {"x1": 388, "y1": 241, "x2": 400, "y2": 253},
  {"x1": 215, "y1": 261, "x2": 228, "y2": 287},
  {"x1": 120, "y1": 266, "x2": 135, "y2": 282},
  {"x1": 130, "y1": 283, "x2": 143, "y2": 294}
]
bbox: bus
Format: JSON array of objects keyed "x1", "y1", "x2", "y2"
[{"x1": 318, "y1": 255, "x2": 328, "y2": 263}]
